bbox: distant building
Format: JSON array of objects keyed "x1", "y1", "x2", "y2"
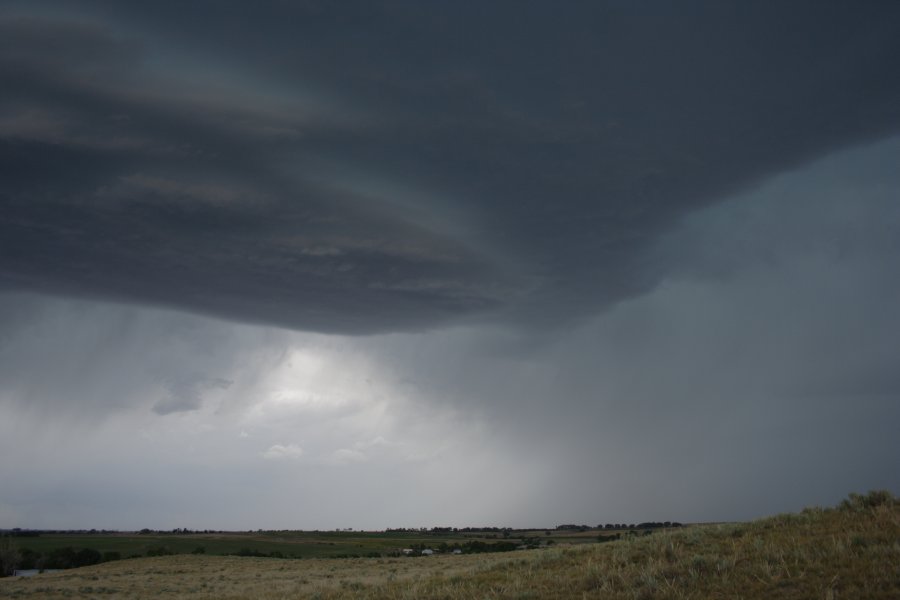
[{"x1": 421, "y1": 549, "x2": 434, "y2": 556}]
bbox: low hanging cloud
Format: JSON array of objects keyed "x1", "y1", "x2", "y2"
[{"x1": 2, "y1": 2, "x2": 899, "y2": 334}]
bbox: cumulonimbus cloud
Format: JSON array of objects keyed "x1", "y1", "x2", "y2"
[{"x1": 1, "y1": 2, "x2": 899, "y2": 335}]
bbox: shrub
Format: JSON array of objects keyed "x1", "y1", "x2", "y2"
[
  {"x1": 839, "y1": 490, "x2": 897, "y2": 512},
  {"x1": 73, "y1": 548, "x2": 102, "y2": 567},
  {"x1": 146, "y1": 546, "x2": 174, "y2": 557},
  {"x1": 0, "y1": 537, "x2": 21, "y2": 577},
  {"x1": 40, "y1": 547, "x2": 77, "y2": 569}
]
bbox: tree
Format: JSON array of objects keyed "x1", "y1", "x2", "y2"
[
  {"x1": 73, "y1": 548, "x2": 101, "y2": 568},
  {"x1": 0, "y1": 536, "x2": 22, "y2": 577}
]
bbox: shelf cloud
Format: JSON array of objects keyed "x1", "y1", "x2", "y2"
[{"x1": 2, "y1": 2, "x2": 898, "y2": 333}]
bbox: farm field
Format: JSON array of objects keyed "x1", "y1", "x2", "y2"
[
  {"x1": 0, "y1": 528, "x2": 597, "y2": 562},
  {"x1": 1, "y1": 492, "x2": 897, "y2": 600}
]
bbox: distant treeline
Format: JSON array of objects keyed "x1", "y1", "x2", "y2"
[
  {"x1": 2, "y1": 529, "x2": 42, "y2": 538},
  {"x1": 557, "y1": 522, "x2": 683, "y2": 531},
  {"x1": 1, "y1": 546, "x2": 123, "y2": 575},
  {"x1": 388, "y1": 522, "x2": 683, "y2": 535},
  {"x1": 0, "y1": 528, "x2": 229, "y2": 536},
  {"x1": 386, "y1": 526, "x2": 514, "y2": 534},
  {"x1": 3, "y1": 522, "x2": 684, "y2": 537},
  {"x1": 0, "y1": 543, "x2": 217, "y2": 576},
  {"x1": 140, "y1": 528, "x2": 235, "y2": 535}
]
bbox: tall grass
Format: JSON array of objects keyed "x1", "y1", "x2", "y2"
[{"x1": 312, "y1": 490, "x2": 900, "y2": 600}]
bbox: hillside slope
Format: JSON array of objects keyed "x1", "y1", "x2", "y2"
[{"x1": 345, "y1": 491, "x2": 898, "y2": 600}]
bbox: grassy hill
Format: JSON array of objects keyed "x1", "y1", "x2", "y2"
[{"x1": 1, "y1": 491, "x2": 897, "y2": 599}]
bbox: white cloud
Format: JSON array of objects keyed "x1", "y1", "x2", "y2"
[{"x1": 262, "y1": 443, "x2": 304, "y2": 461}]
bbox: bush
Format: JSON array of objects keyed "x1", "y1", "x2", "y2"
[
  {"x1": 0, "y1": 537, "x2": 21, "y2": 577},
  {"x1": 839, "y1": 490, "x2": 897, "y2": 512},
  {"x1": 40, "y1": 547, "x2": 76, "y2": 569},
  {"x1": 17, "y1": 548, "x2": 38, "y2": 570},
  {"x1": 73, "y1": 548, "x2": 102, "y2": 568}
]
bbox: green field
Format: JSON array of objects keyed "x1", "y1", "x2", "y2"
[{"x1": 2, "y1": 527, "x2": 602, "y2": 563}]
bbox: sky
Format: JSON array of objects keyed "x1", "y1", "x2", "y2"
[{"x1": 1, "y1": 1, "x2": 899, "y2": 530}]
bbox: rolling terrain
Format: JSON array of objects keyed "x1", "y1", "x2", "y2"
[{"x1": 1, "y1": 492, "x2": 897, "y2": 599}]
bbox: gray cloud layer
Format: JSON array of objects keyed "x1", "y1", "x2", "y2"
[{"x1": 2, "y1": 2, "x2": 899, "y2": 333}]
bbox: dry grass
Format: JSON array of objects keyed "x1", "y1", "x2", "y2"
[
  {"x1": 0, "y1": 551, "x2": 521, "y2": 599},
  {"x1": 2, "y1": 492, "x2": 898, "y2": 599}
]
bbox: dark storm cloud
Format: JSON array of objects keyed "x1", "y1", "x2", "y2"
[{"x1": 2, "y1": 1, "x2": 900, "y2": 333}]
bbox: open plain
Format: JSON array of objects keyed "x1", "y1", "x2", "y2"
[{"x1": 2, "y1": 492, "x2": 897, "y2": 600}]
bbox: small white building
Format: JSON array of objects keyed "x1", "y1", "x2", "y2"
[{"x1": 421, "y1": 549, "x2": 434, "y2": 556}]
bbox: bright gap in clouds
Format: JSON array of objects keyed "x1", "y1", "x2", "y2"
[{"x1": 0, "y1": 309, "x2": 548, "y2": 530}]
